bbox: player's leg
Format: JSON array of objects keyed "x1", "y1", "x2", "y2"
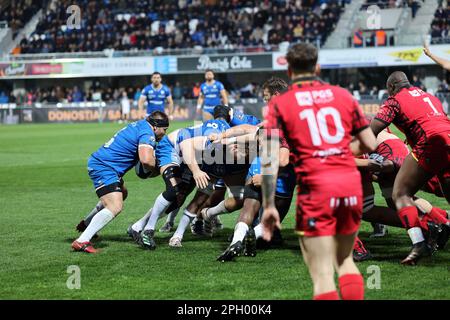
[
  {"x1": 335, "y1": 232, "x2": 364, "y2": 300},
  {"x1": 170, "y1": 189, "x2": 212, "y2": 247},
  {"x1": 159, "y1": 207, "x2": 181, "y2": 233},
  {"x1": 199, "y1": 185, "x2": 227, "y2": 234},
  {"x1": 73, "y1": 188, "x2": 123, "y2": 253},
  {"x1": 299, "y1": 236, "x2": 338, "y2": 300},
  {"x1": 77, "y1": 179, "x2": 127, "y2": 232},
  {"x1": 437, "y1": 173, "x2": 450, "y2": 204},
  {"x1": 392, "y1": 153, "x2": 436, "y2": 265},
  {"x1": 414, "y1": 198, "x2": 450, "y2": 250},
  {"x1": 217, "y1": 193, "x2": 262, "y2": 262}
]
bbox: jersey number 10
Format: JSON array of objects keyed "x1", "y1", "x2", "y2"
[{"x1": 300, "y1": 107, "x2": 345, "y2": 146}]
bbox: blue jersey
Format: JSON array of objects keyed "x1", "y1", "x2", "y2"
[
  {"x1": 200, "y1": 80, "x2": 224, "y2": 108},
  {"x1": 230, "y1": 110, "x2": 261, "y2": 127},
  {"x1": 91, "y1": 120, "x2": 157, "y2": 176},
  {"x1": 177, "y1": 119, "x2": 230, "y2": 145},
  {"x1": 141, "y1": 84, "x2": 171, "y2": 115},
  {"x1": 247, "y1": 157, "x2": 296, "y2": 198}
]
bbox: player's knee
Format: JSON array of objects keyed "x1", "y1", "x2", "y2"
[
  {"x1": 162, "y1": 166, "x2": 181, "y2": 202},
  {"x1": 243, "y1": 185, "x2": 262, "y2": 202},
  {"x1": 121, "y1": 187, "x2": 128, "y2": 201},
  {"x1": 107, "y1": 201, "x2": 123, "y2": 216}
]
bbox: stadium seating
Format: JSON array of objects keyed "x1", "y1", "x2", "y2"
[
  {"x1": 14, "y1": 0, "x2": 347, "y2": 54},
  {"x1": 430, "y1": 2, "x2": 449, "y2": 43}
]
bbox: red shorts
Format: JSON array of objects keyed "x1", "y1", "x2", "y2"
[
  {"x1": 295, "y1": 170, "x2": 363, "y2": 237},
  {"x1": 414, "y1": 132, "x2": 450, "y2": 178},
  {"x1": 422, "y1": 175, "x2": 444, "y2": 198}
]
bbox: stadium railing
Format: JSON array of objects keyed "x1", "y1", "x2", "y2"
[{"x1": 4, "y1": 40, "x2": 323, "y2": 61}]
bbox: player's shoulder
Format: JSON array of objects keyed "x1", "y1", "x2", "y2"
[{"x1": 136, "y1": 119, "x2": 153, "y2": 132}]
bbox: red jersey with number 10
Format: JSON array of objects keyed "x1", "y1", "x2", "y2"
[
  {"x1": 265, "y1": 79, "x2": 369, "y2": 178},
  {"x1": 375, "y1": 87, "x2": 450, "y2": 158}
]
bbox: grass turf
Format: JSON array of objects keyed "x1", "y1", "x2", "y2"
[{"x1": 0, "y1": 122, "x2": 448, "y2": 300}]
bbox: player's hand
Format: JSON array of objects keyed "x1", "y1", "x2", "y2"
[
  {"x1": 193, "y1": 170, "x2": 210, "y2": 189},
  {"x1": 251, "y1": 174, "x2": 262, "y2": 187},
  {"x1": 169, "y1": 114, "x2": 174, "y2": 121},
  {"x1": 367, "y1": 159, "x2": 382, "y2": 172},
  {"x1": 423, "y1": 43, "x2": 431, "y2": 57},
  {"x1": 261, "y1": 206, "x2": 281, "y2": 242},
  {"x1": 208, "y1": 133, "x2": 223, "y2": 144}
]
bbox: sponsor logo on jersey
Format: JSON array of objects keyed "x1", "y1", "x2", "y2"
[{"x1": 295, "y1": 92, "x2": 314, "y2": 106}]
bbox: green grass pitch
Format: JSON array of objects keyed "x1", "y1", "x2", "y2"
[{"x1": 0, "y1": 122, "x2": 448, "y2": 300}]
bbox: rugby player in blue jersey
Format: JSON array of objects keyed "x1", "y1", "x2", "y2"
[
  {"x1": 139, "y1": 72, "x2": 174, "y2": 119},
  {"x1": 129, "y1": 106, "x2": 232, "y2": 249},
  {"x1": 199, "y1": 78, "x2": 288, "y2": 233},
  {"x1": 72, "y1": 111, "x2": 169, "y2": 253},
  {"x1": 196, "y1": 69, "x2": 228, "y2": 121}
]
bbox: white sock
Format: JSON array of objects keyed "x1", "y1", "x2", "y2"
[
  {"x1": 206, "y1": 200, "x2": 228, "y2": 218},
  {"x1": 166, "y1": 208, "x2": 180, "y2": 224},
  {"x1": 144, "y1": 206, "x2": 163, "y2": 231},
  {"x1": 131, "y1": 207, "x2": 153, "y2": 232},
  {"x1": 173, "y1": 209, "x2": 196, "y2": 239},
  {"x1": 152, "y1": 193, "x2": 172, "y2": 219},
  {"x1": 407, "y1": 227, "x2": 425, "y2": 245},
  {"x1": 254, "y1": 223, "x2": 263, "y2": 239},
  {"x1": 84, "y1": 201, "x2": 104, "y2": 225},
  {"x1": 231, "y1": 222, "x2": 249, "y2": 245},
  {"x1": 77, "y1": 208, "x2": 114, "y2": 242}
]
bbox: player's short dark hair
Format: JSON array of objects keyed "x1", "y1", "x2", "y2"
[
  {"x1": 286, "y1": 43, "x2": 318, "y2": 74},
  {"x1": 205, "y1": 69, "x2": 215, "y2": 76},
  {"x1": 151, "y1": 72, "x2": 162, "y2": 77},
  {"x1": 262, "y1": 77, "x2": 288, "y2": 96},
  {"x1": 213, "y1": 105, "x2": 231, "y2": 123},
  {"x1": 146, "y1": 111, "x2": 169, "y2": 127}
]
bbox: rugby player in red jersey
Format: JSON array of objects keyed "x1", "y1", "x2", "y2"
[
  {"x1": 354, "y1": 127, "x2": 449, "y2": 261},
  {"x1": 261, "y1": 43, "x2": 377, "y2": 300},
  {"x1": 369, "y1": 71, "x2": 450, "y2": 265}
]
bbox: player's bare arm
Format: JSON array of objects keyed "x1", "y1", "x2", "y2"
[
  {"x1": 352, "y1": 127, "x2": 378, "y2": 155},
  {"x1": 209, "y1": 124, "x2": 258, "y2": 143},
  {"x1": 138, "y1": 95, "x2": 146, "y2": 112},
  {"x1": 138, "y1": 145, "x2": 156, "y2": 170},
  {"x1": 179, "y1": 136, "x2": 210, "y2": 189},
  {"x1": 423, "y1": 43, "x2": 450, "y2": 71},
  {"x1": 261, "y1": 129, "x2": 281, "y2": 242},
  {"x1": 279, "y1": 146, "x2": 290, "y2": 168},
  {"x1": 166, "y1": 95, "x2": 174, "y2": 118},
  {"x1": 196, "y1": 92, "x2": 204, "y2": 113},
  {"x1": 220, "y1": 89, "x2": 229, "y2": 106},
  {"x1": 370, "y1": 118, "x2": 389, "y2": 137}
]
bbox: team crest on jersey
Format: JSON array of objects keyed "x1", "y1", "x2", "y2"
[{"x1": 295, "y1": 92, "x2": 313, "y2": 106}]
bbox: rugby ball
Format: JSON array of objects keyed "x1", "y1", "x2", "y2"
[{"x1": 135, "y1": 161, "x2": 159, "y2": 179}]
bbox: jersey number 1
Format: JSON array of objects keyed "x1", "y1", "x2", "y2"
[{"x1": 300, "y1": 107, "x2": 345, "y2": 146}]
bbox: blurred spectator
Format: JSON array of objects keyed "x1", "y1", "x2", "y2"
[
  {"x1": 192, "y1": 82, "x2": 201, "y2": 98},
  {"x1": 72, "y1": 86, "x2": 84, "y2": 102},
  {"x1": 172, "y1": 82, "x2": 183, "y2": 100},
  {"x1": 0, "y1": 91, "x2": 9, "y2": 104}
]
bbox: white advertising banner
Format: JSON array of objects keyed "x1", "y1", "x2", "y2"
[
  {"x1": 272, "y1": 44, "x2": 450, "y2": 70},
  {"x1": 0, "y1": 56, "x2": 178, "y2": 79}
]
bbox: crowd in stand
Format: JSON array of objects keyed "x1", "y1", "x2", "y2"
[
  {"x1": 0, "y1": 0, "x2": 47, "y2": 38},
  {"x1": 15, "y1": 0, "x2": 346, "y2": 54},
  {"x1": 430, "y1": 2, "x2": 449, "y2": 43},
  {"x1": 1, "y1": 74, "x2": 448, "y2": 105}
]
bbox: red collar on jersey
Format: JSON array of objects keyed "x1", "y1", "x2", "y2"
[{"x1": 291, "y1": 76, "x2": 325, "y2": 88}]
